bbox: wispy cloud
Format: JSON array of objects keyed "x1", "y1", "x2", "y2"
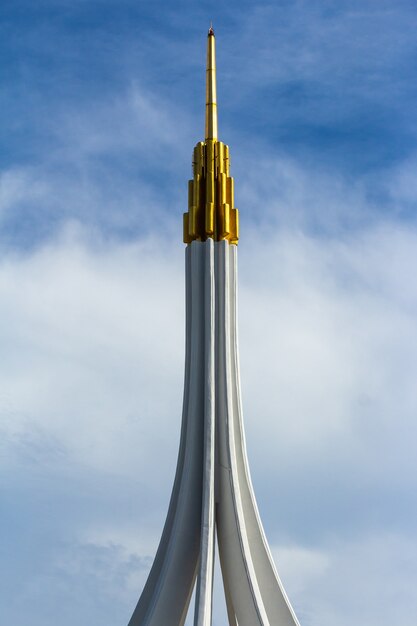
[
  {"x1": 1, "y1": 212, "x2": 416, "y2": 625},
  {"x1": 274, "y1": 533, "x2": 417, "y2": 626},
  {"x1": 1, "y1": 1, "x2": 417, "y2": 625}
]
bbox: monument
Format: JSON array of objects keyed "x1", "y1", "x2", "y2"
[{"x1": 128, "y1": 28, "x2": 301, "y2": 626}]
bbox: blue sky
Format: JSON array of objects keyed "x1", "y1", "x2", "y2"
[{"x1": 1, "y1": 1, "x2": 417, "y2": 625}]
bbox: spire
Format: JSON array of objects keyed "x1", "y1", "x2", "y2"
[
  {"x1": 205, "y1": 26, "x2": 218, "y2": 140},
  {"x1": 183, "y1": 29, "x2": 239, "y2": 245}
]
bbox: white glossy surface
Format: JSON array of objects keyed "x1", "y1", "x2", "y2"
[{"x1": 128, "y1": 240, "x2": 300, "y2": 626}]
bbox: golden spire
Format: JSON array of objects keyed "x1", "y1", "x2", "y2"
[
  {"x1": 205, "y1": 26, "x2": 218, "y2": 140},
  {"x1": 183, "y1": 29, "x2": 239, "y2": 245}
]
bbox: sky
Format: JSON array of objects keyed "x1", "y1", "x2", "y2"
[{"x1": 1, "y1": 0, "x2": 417, "y2": 625}]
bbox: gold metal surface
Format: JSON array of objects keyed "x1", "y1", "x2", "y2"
[
  {"x1": 183, "y1": 28, "x2": 239, "y2": 245},
  {"x1": 205, "y1": 29, "x2": 217, "y2": 141}
]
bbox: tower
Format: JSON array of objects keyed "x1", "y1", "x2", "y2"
[{"x1": 128, "y1": 28, "x2": 301, "y2": 626}]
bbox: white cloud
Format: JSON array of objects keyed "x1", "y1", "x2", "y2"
[
  {"x1": 272, "y1": 544, "x2": 330, "y2": 597},
  {"x1": 274, "y1": 534, "x2": 417, "y2": 626},
  {"x1": 240, "y1": 223, "x2": 417, "y2": 475},
  {"x1": 0, "y1": 229, "x2": 184, "y2": 481},
  {"x1": 224, "y1": 2, "x2": 417, "y2": 101},
  {"x1": 387, "y1": 156, "x2": 417, "y2": 208},
  {"x1": 1, "y1": 213, "x2": 415, "y2": 625},
  {"x1": 2, "y1": 3, "x2": 417, "y2": 624},
  {"x1": 0, "y1": 168, "x2": 52, "y2": 217}
]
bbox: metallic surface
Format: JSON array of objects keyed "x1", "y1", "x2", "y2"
[
  {"x1": 128, "y1": 29, "x2": 301, "y2": 626},
  {"x1": 205, "y1": 29, "x2": 217, "y2": 141},
  {"x1": 184, "y1": 30, "x2": 239, "y2": 245}
]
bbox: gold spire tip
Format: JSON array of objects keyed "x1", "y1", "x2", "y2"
[
  {"x1": 205, "y1": 25, "x2": 217, "y2": 141},
  {"x1": 183, "y1": 28, "x2": 239, "y2": 245}
]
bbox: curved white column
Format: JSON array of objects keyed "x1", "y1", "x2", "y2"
[
  {"x1": 215, "y1": 241, "x2": 300, "y2": 626},
  {"x1": 129, "y1": 241, "x2": 211, "y2": 626},
  {"x1": 194, "y1": 239, "x2": 216, "y2": 626}
]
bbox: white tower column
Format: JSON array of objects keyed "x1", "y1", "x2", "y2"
[{"x1": 128, "y1": 28, "x2": 301, "y2": 626}]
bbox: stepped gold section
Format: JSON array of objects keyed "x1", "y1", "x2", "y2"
[
  {"x1": 183, "y1": 139, "x2": 239, "y2": 244},
  {"x1": 183, "y1": 27, "x2": 239, "y2": 245}
]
